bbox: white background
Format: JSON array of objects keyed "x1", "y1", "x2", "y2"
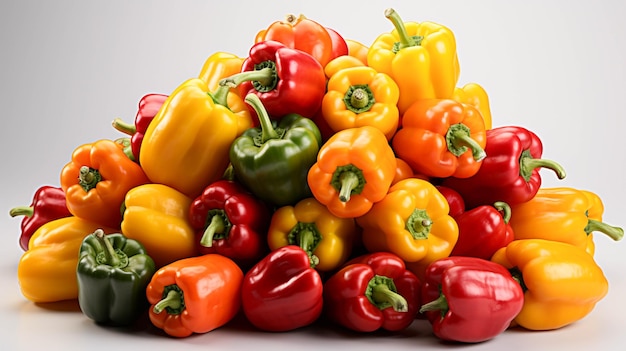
[{"x1": 1, "y1": 0, "x2": 625, "y2": 350}]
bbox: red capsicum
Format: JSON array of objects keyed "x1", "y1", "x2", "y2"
[
  {"x1": 188, "y1": 179, "x2": 271, "y2": 268},
  {"x1": 450, "y1": 202, "x2": 514, "y2": 260},
  {"x1": 435, "y1": 185, "x2": 465, "y2": 218},
  {"x1": 241, "y1": 245, "x2": 324, "y2": 332},
  {"x1": 420, "y1": 256, "x2": 524, "y2": 343},
  {"x1": 323, "y1": 252, "x2": 421, "y2": 332},
  {"x1": 442, "y1": 126, "x2": 566, "y2": 208},
  {"x1": 220, "y1": 40, "x2": 326, "y2": 119},
  {"x1": 9, "y1": 185, "x2": 72, "y2": 251}
]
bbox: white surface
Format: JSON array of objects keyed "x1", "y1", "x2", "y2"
[{"x1": 1, "y1": 0, "x2": 625, "y2": 350}]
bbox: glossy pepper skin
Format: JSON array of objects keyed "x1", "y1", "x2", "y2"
[
  {"x1": 442, "y1": 126, "x2": 567, "y2": 208},
  {"x1": 221, "y1": 40, "x2": 326, "y2": 119},
  {"x1": 17, "y1": 217, "x2": 116, "y2": 303},
  {"x1": 188, "y1": 179, "x2": 271, "y2": 268},
  {"x1": 308, "y1": 126, "x2": 397, "y2": 218},
  {"x1": 324, "y1": 252, "x2": 421, "y2": 332},
  {"x1": 357, "y1": 178, "x2": 459, "y2": 267},
  {"x1": 9, "y1": 185, "x2": 71, "y2": 251},
  {"x1": 492, "y1": 239, "x2": 609, "y2": 331},
  {"x1": 435, "y1": 185, "x2": 465, "y2": 218},
  {"x1": 60, "y1": 139, "x2": 150, "y2": 229},
  {"x1": 241, "y1": 245, "x2": 324, "y2": 332},
  {"x1": 230, "y1": 94, "x2": 321, "y2": 206},
  {"x1": 420, "y1": 256, "x2": 524, "y2": 343},
  {"x1": 111, "y1": 93, "x2": 169, "y2": 162},
  {"x1": 392, "y1": 98, "x2": 487, "y2": 179},
  {"x1": 77, "y1": 229, "x2": 156, "y2": 326},
  {"x1": 146, "y1": 254, "x2": 243, "y2": 338},
  {"x1": 139, "y1": 78, "x2": 239, "y2": 198},
  {"x1": 267, "y1": 197, "x2": 358, "y2": 272},
  {"x1": 508, "y1": 187, "x2": 623, "y2": 256},
  {"x1": 453, "y1": 83, "x2": 492, "y2": 130},
  {"x1": 321, "y1": 65, "x2": 400, "y2": 140},
  {"x1": 121, "y1": 184, "x2": 197, "y2": 268},
  {"x1": 450, "y1": 202, "x2": 515, "y2": 260},
  {"x1": 367, "y1": 8, "x2": 460, "y2": 115}
]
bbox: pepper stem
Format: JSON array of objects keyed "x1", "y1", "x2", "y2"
[
  {"x1": 344, "y1": 85, "x2": 375, "y2": 113},
  {"x1": 447, "y1": 123, "x2": 486, "y2": 161},
  {"x1": 200, "y1": 214, "x2": 226, "y2": 247},
  {"x1": 208, "y1": 84, "x2": 230, "y2": 107},
  {"x1": 338, "y1": 171, "x2": 359, "y2": 202},
  {"x1": 111, "y1": 118, "x2": 136, "y2": 135},
  {"x1": 419, "y1": 293, "x2": 448, "y2": 316},
  {"x1": 93, "y1": 229, "x2": 122, "y2": 268},
  {"x1": 519, "y1": 149, "x2": 566, "y2": 181},
  {"x1": 585, "y1": 219, "x2": 624, "y2": 241},
  {"x1": 244, "y1": 93, "x2": 280, "y2": 143},
  {"x1": 367, "y1": 275, "x2": 407, "y2": 312},
  {"x1": 78, "y1": 166, "x2": 102, "y2": 192},
  {"x1": 298, "y1": 229, "x2": 320, "y2": 267},
  {"x1": 9, "y1": 206, "x2": 34, "y2": 218},
  {"x1": 153, "y1": 286, "x2": 184, "y2": 315},
  {"x1": 493, "y1": 201, "x2": 512, "y2": 224},
  {"x1": 406, "y1": 208, "x2": 432, "y2": 240},
  {"x1": 220, "y1": 66, "x2": 276, "y2": 91},
  {"x1": 384, "y1": 8, "x2": 417, "y2": 49}
]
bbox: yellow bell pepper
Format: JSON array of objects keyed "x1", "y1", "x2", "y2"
[
  {"x1": 323, "y1": 54, "x2": 365, "y2": 79},
  {"x1": 367, "y1": 8, "x2": 460, "y2": 115},
  {"x1": 267, "y1": 197, "x2": 359, "y2": 272},
  {"x1": 121, "y1": 183, "x2": 197, "y2": 268},
  {"x1": 321, "y1": 66, "x2": 400, "y2": 140},
  {"x1": 17, "y1": 216, "x2": 116, "y2": 303},
  {"x1": 357, "y1": 177, "x2": 458, "y2": 272},
  {"x1": 508, "y1": 187, "x2": 623, "y2": 256},
  {"x1": 139, "y1": 78, "x2": 240, "y2": 198},
  {"x1": 491, "y1": 239, "x2": 609, "y2": 331},
  {"x1": 452, "y1": 83, "x2": 493, "y2": 130}
]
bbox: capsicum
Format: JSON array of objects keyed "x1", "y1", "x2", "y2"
[
  {"x1": 419, "y1": 256, "x2": 524, "y2": 343},
  {"x1": 392, "y1": 98, "x2": 487, "y2": 179},
  {"x1": 229, "y1": 93, "x2": 322, "y2": 207},
  {"x1": 323, "y1": 252, "x2": 421, "y2": 332},
  {"x1": 452, "y1": 82, "x2": 493, "y2": 130},
  {"x1": 267, "y1": 197, "x2": 359, "y2": 272},
  {"x1": 307, "y1": 125, "x2": 397, "y2": 218},
  {"x1": 146, "y1": 254, "x2": 243, "y2": 338},
  {"x1": 60, "y1": 139, "x2": 150, "y2": 229},
  {"x1": 77, "y1": 229, "x2": 156, "y2": 326},
  {"x1": 9, "y1": 185, "x2": 72, "y2": 251},
  {"x1": 241, "y1": 245, "x2": 324, "y2": 332},
  {"x1": 367, "y1": 8, "x2": 460, "y2": 114},
  {"x1": 188, "y1": 179, "x2": 271, "y2": 268},
  {"x1": 491, "y1": 239, "x2": 609, "y2": 330}
]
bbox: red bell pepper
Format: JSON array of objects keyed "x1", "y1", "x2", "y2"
[
  {"x1": 420, "y1": 256, "x2": 524, "y2": 343},
  {"x1": 442, "y1": 126, "x2": 566, "y2": 208},
  {"x1": 112, "y1": 93, "x2": 168, "y2": 162},
  {"x1": 450, "y1": 201, "x2": 514, "y2": 260},
  {"x1": 325, "y1": 26, "x2": 349, "y2": 59},
  {"x1": 188, "y1": 179, "x2": 271, "y2": 268},
  {"x1": 241, "y1": 245, "x2": 323, "y2": 332},
  {"x1": 220, "y1": 40, "x2": 326, "y2": 119},
  {"x1": 9, "y1": 185, "x2": 72, "y2": 251},
  {"x1": 323, "y1": 252, "x2": 421, "y2": 332},
  {"x1": 435, "y1": 185, "x2": 465, "y2": 218}
]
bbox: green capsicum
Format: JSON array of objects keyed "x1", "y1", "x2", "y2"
[
  {"x1": 229, "y1": 93, "x2": 322, "y2": 207},
  {"x1": 76, "y1": 229, "x2": 156, "y2": 326}
]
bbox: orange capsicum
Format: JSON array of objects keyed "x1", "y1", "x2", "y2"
[
  {"x1": 345, "y1": 39, "x2": 369, "y2": 66},
  {"x1": 453, "y1": 82, "x2": 493, "y2": 130},
  {"x1": 321, "y1": 65, "x2": 400, "y2": 140},
  {"x1": 139, "y1": 78, "x2": 240, "y2": 199},
  {"x1": 60, "y1": 139, "x2": 150, "y2": 229},
  {"x1": 307, "y1": 126, "x2": 397, "y2": 218},
  {"x1": 267, "y1": 197, "x2": 359, "y2": 272},
  {"x1": 392, "y1": 98, "x2": 487, "y2": 179},
  {"x1": 120, "y1": 183, "x2": 197, "y2": 268}
]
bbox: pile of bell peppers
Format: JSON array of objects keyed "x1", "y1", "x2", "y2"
[{"x1": 8, "y1": 7, "x2": 624, "y2": 344}]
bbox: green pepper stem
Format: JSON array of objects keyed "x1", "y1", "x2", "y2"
[
  {"x1": 153, "y1": 289, "x2": 183, "y2": 315},
  {"x1": 372, "y1": 282, "x2": 408, "y2": 312},
  {"x1": 520, "y1": 149, "x2": 566, "y2": 181},
  {"x1": 585, "y1": 219, "x2": 624, "y2": 241},
  {"x1": 93, "y1": 229, "x2": 122, "y2": 267},
  {"x1": 111, "y1": 118, "x2": 136, "y2": 135},
  {"x1": 450, "y1": 129, "x2": 486, "y2": 161},
  {"x1": 200, "y1": 214, "x2": 226, "y2": 247},
  {"x1": 493, "y1": 201, "x2": 512, "y2": 224},
  {"x1": 419, "y1": 294, "x2": 448, "y2": 315},
  {"x1": 384, "y1": 8, "x2": 416, "y2": 49},
  {"x1": 338, "y1": 171, "x2": 359, "y2": 202},
  {"x1": 208, "y1": 84, "x2": 230, "y2": 107},
  {"x1": 244, "y1": 93, "x2": 279, "y2": 142},
  {"x1": 220, "y1": 67, "x2": 275, "y2": 89},
  {"x1": 9, "y1": 206, "x2": 34, "y2": 218},
  {"x1": 298, "y1": 229, "x2": 320, "y2": 267},
  {"x1": 406, "y1": 209, "x2": 432, "y2": 240},
  {"x1": 78, "y1": 166, "x2": 102, "y2": 192}
]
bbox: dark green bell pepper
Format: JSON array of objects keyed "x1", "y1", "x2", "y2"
[
  {"x1": 76, "y1": 229, "x2": 155, "y2": 326},
  {"x1": 229, "y1": 93, "x2": 322, "y2": 206}
]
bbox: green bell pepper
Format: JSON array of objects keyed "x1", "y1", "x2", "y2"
[
  {"x1": 229, "y1": 93, "x2": 322, "y2": 207},
  {"x1": 76, "y1": 229, "x2": 156, "y2": 326}
]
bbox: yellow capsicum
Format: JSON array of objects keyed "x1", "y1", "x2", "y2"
[
  {"x1": 121, "y1": 183, "x2": 197, "y2": 268},
  {"x1": 321, "y1": 66, "x2": 400, "y2": 140},
  {"x1": 267, "y1": 197, "x2": 359, "y2": 272},
  {"x1": 452, "y1": 83, "x2": 493, "y2": 130},
  {"x1": 357, "y1": 177, "x2": 458, "y2": 279},
  {"x1": 508, "y1": 187, "x2": 624, "y2": 256},
  {"x1": 139, "y1": 78, "x2": 240, "y2": 199},
  {"x1": 491, "y1": 239, "x2": 609, "y2": 331},
  {"x1": 367, "y1": 8, "x2": 460, "y2": 115},
  {"x1": 17, "y1": 216, "x2": 116, "y2": 303}
]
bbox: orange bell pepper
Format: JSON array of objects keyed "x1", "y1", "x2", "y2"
[
  {"x1": 307, "y1": 126, "x2": 397, "y2": 218},
  {"x1": 453, "y1": 83, "x2": 493, "y2": 130},
  {"x1": 60, "y1": 139, "x2": 150, "y2": 229},
  {"x1": 392, "y1": 99, "x2": 487, "y2": 179},
  {"x1": 345, "y1": 39, "x2": 369, "y2": 65}
]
